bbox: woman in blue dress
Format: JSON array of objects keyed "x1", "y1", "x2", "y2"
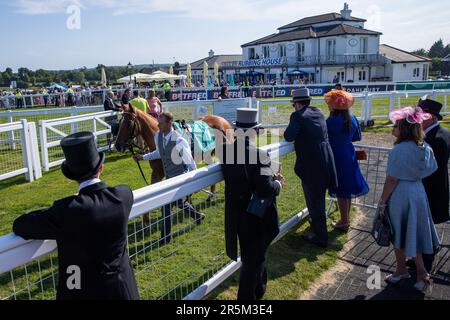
[
  {"x1": 379, "y1": 107, "x2": 440, "y2": 292},
  {"x1": 325, "y1": 90, "x2": 369, "y2": 232}
]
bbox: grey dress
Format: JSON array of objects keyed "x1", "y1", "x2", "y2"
[{"x1": 387, "y1": 141, "x2": 440, "y2": 257}]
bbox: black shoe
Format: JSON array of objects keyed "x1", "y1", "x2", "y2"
[
  {"x1": 301, "y1": 234, "x2": 327, "y2": 248},
  {"x1": 195, "y1": 213, "x2": 206, "y2": 226},
  {"x1": 406, "y1": 259, "x2": 416, "y2": 270}
]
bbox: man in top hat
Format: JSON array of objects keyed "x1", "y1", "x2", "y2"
[
  {"x1": 13, "y1": 132, "x2": 140, "y2": 300},
  {"x1": 284, "y1": 88, "x2": 337, "y2": 248},
  {"x1": 416, "y1": 97, "x2": 450, "y2": 272},
  {"x1": 220, "y1": 108, "x2": 285, "y2": 300}
]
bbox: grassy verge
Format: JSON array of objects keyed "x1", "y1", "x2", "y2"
[
  {"x1": 1, "y1": 145, "x2": 345, "y2": 300},
  {"x1": 208, "y1": 208, "x2": 347, "y2": 300}
]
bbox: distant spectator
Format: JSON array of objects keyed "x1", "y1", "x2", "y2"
[
  {"x1": 122, "y1": 88, "x2": 131, "y2": 105},
  {"x1": 146, "y1": 89, "x2": 163, "y2": 119},
  {"x1": 218, "y1": 86, "x2": 229, "y2": 100},
  {"x1": 129, "y1": 90, "x2": 149, "y2": 113}
]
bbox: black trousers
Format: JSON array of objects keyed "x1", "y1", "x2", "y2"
[
  {"x1": 238, "y1": 261, "x2": 267, "y2": 300},
  {"x1": 161, "y1": 199, "x2": 202, "y2": 243},
  {"x1": 302, "y1": 182, "x2": 328, "y2": 245}
]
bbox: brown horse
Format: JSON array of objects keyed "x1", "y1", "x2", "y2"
[{"x1": 115, "y1": 104, "x2": 233, "y2": 186}]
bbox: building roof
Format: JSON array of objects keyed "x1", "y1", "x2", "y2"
[
  {"x1": 242, "y1": 24, "x2": 381, "y2": 47},
  {"x1": 179, "y1": 55, "x2": 243, "y2": 70},
  {"x1": 380, "y1": 44, "x2": 432, "y2": 63},
  {"x1": 278, "y1": 12, "x2": 366, "y2": 30}
]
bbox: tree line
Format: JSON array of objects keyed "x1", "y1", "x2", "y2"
[
  {"x1": 0, "y1": 63, "x2": 179, "y2": 89},
  {"x1": 412, "y1": 39, "x2": 450, "y2": 76}
]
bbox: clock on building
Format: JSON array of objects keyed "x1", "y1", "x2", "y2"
[{"x1": 349, "y1": 38, "x2": 359, "y2": 47}]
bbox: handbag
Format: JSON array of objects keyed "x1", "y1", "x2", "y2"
[
  {"x1": 243, "y1": 165, "x2": 273, "y2": 219},
  {"x1": 371, "y1": 205, "x2": 393, "y2": 247}
]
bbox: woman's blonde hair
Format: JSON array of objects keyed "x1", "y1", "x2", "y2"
[{"x1": 394, "y1": 119, "x2": 424, "y2": 146}]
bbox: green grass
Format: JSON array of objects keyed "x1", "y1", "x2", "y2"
[
  {"x1": 0, "y1": 140, "x2": 351, "y2": 300},
  {"x1": 208, "y1": 208, "x2": 348, "y2": 300}
]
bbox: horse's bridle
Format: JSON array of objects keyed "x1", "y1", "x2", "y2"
[{"x1": 119, "y1": 112, "x2": 149, "y2": 185}]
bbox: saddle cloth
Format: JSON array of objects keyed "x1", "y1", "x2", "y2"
[{"x1": 173, "y1": 120, "x2": 215, "y2": 153}]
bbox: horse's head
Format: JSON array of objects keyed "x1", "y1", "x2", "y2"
[{"x1": 115, "y1": 106, "x2": 140, "y2": 152}]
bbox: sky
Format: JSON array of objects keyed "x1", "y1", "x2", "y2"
[{"x1": 1, "y1": 0, "x2": 450, "y2": 71}]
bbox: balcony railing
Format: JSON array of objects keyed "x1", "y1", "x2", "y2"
[{"x1": 221, "y1": 54, "x2": 386, "y2": 68}]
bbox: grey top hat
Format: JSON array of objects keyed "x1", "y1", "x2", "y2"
[
  {"x1": 233, "y1": 108, "x2": 262, "y2": 129},
  {"x1": 291, "y1": 88, "x2": 311, "y2": 103}
]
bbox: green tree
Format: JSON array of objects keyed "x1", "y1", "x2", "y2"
[
  {"x1": 429, "y1": 39, "x2": 446, "y2": 58},
  {"x1": 411, "y1": 48, "x2": 429, "y2": 57}
]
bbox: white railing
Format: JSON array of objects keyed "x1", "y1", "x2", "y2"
[
  {"x1": 0, "y1": 88, "x2": 448, "y2": 184},
  {"x1": 0, "y1": 120, "x2": 41, "y2": 182},
  {"x1": 0, "y1": 142, "x2": 396, "y2": 300},
  {"x1": 39, "y1": 111, "x2": 117, "y2": 171},
  {"x1": 256, "y1": 89, "x2": 450, "y2": 127},
  {"x1": 2, "y1": 81, "x2": 450, "y2": 109}
]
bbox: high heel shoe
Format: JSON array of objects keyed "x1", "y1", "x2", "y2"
[
  {"x1": 385, "y1": 273, "x2": 411, "y2": 284},
  {"x1": 332, "y1": 221, "x2": 350, "y2": 232},
  {"x1": 414, "y1": 275, "x2": 432, "y2": 293}
]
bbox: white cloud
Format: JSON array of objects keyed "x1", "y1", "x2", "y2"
[{"x1": 14, "y1": 0, "x2": 82, "y2": 15}]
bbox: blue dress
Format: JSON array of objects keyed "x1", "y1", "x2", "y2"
[
  {"x1": 387, "y1": 141, "x2": 440, "y2": 257},
  {"x1": 326, "y1": 114, "x2": 369, "y2": 198}
]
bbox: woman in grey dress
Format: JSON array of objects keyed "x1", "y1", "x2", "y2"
[{"x1": 379, "y1": 107, "x2": 440, "y2": 292}]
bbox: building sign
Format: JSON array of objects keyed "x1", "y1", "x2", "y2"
[{"x1": 238, "y1": 58, "x2": 283, "y2": 67}]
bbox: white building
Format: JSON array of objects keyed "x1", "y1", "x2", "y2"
[
  {"x1": 179, "y1": 50, "x2": 242, "y2": 85},
  {"x1": 220, "y1": 3, "x2": 431, "y2": 84}
]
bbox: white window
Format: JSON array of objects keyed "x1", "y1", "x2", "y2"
[
  {"x1": 262, "y1": 46, "x2": 270, "y2": 58},
  {"x1": 360, "y1": 38, "x2": 368, "y2": 54},
  {"x1": 279, "y1": 44, "x2": 286, "y2": 58},
  {"x1": 423, "y1": 65, "x2": 428, "y2": 80},
  {"x1": 249, "y1": 48, "x2": 255, "y2": 59},
  {"x1": 413, "y1": 67, "x2": 420, "y2": 78},
  {"x1": 326, "y1": 39, "x2": 336, "y2": 61},
  {"x1": 359, "y1": 37, "x2": 368, "y2": 61},
  {"x1": 358, "y1": 70, "x2": 366, "y2": 81},
  {"x1": 297, "y1": 42, "x2": 305, "y2": 62}
]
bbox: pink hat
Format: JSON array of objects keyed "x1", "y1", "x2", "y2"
[{"x1": 389, "y1": 107, "x2": 432, "y2": 124}]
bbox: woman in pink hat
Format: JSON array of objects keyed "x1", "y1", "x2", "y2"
[{"x1": 380, "y1": 107, "x2": 440, "y2": 292}]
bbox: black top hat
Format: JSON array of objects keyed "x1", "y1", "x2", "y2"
[
  {"x1": 291, "y1": 88, "x2": 311, "y2": 103},
  {"x1": 60, "y1": 132, "x2": 105, "y2": 181},
  {"x1": 233, "y1": 108, "x2": 262, "y2": 129},
  {"x1": 418, "y1": 97, "x2": 443, "y2": 120}
]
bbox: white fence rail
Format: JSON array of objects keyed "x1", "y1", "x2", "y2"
[
  {"x1": 0, "y1": 120, "x2": 41, "y2": 182},
  {"x1": 0, "y1": 142, "x2": 395, "y2": 300},
  {"x1": 39, "y1": 111, "x2": 118, "y2": 171},
  {"x1": 0, "y1": 88, "x2": 448, "y2": 183}
]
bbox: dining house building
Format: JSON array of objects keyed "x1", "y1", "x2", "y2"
[{"x1": 220, "y1": 3, "x2": 431, "y2": 84}]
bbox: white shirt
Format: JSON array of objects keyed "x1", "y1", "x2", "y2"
[
  {"x1": 143, "y1": 129, "x2": 197, "y2": 171},
  {"x1": 424, "y1": 123, "x2": 440, "y2": 135},
  {"x1": 79, "y1": 178, "x2": 101, "y2": 191}
]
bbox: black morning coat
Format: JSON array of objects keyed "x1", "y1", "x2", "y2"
[
  {"x1": 220, "y1": 139, "x2": 281, "y2": 264},
  {"x1": 13, "y1": 182, "x2": 140, "y2": 300},
  {"x1": 423, "y1": 125, "x2": 450, "y2": 224},
  {"x1": 284, "y1": 105, "x2": 338, "y2": 189}
]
